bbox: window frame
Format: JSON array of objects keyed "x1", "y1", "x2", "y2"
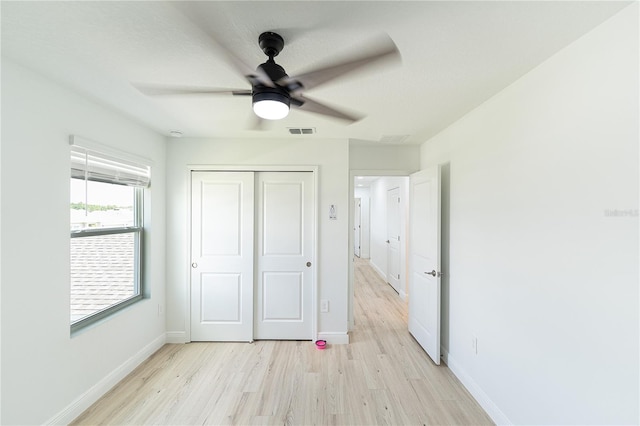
[{"x1": 70, "y1": 171, "x2": 146, "y2": 334}]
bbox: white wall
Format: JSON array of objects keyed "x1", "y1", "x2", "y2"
[
  {"x1": 420, "y1": 4, "x2": 638, "y2": 424},
  {"x1": 349, "y1": 144, "x2": 420, "y2": 172},
  {"x1": 368, "y1": 176, "x2": 410, "y2": 298},
  {"x1": 1, "y1": 60, "x2": 167, "y2": 424},
  {"x1": 165, "y1": 138, "x2": 350, "y2": 343},
  {"x1": 354, "y1": 187, "x2": 370, "y2": 258}
]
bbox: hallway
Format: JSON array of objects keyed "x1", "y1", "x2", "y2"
[{"x1": 72, "y1": 258, "x2": 492, "y2": 425}]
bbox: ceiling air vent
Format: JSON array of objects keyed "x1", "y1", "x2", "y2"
[{"x1": 288, "y1": 127, "x2": 316, "y2": 135}]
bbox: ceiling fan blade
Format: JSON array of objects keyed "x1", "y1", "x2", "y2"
[
  {"x1": 293, "y1": 95, "x2": 364, "y2": 123},
  {"x1": 210, "y1": 37, "x2": 276, "y2": 88},
  {"x1": 173, "y1": 3, "x2": 275, "y2": 88},
  {"x1": 281, "y1": 33, "x2": 400, "y2": 92},
  {"x1": 133, "y1": 84, "x2": 251, "y2": 97}
]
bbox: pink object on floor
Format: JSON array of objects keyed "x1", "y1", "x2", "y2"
[{"x1": 315, "y1": 340, "x2": 327, "y2": 350}]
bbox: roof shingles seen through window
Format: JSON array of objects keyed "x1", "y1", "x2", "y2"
[{"x1": 70, "y1": 233, "x2": 135, "y2": 322}]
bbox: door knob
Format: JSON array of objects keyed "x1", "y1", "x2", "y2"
[
  {"x1": 191, "y1": 262, "x2": 198, "y2": 268},
  {"x1": 306, "y1": 262, "x2": 312, "y2": 267},
  {"x1": 424, "y1": 270, "x2": 443, "y2": 277},
  {"x1": 386, "y1": 240, "x2": 390, "y2": 243}
]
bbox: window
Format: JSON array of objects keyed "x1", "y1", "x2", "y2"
[{"x1": 70, "y1": 144, "x2": 150, "y2": 332}]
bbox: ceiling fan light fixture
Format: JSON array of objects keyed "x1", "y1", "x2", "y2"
[{"x1": 252, "y1": 90, "x2": 290, "y2": 120}]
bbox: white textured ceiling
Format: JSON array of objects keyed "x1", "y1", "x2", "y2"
[{"x1": 1, "y1": 1, "x2": 630, "y2": 144}]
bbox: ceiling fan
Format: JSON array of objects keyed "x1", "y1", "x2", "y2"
[{"x1": 134, "y1": 30, "x2": 400, "y2": 125}]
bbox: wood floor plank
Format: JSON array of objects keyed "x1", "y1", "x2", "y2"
[{"x1": 71, "y1": 257, "x2": 492, "y2": 425}]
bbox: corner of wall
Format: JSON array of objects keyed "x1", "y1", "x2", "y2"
[
  {"x1": 166, "y1": 331, "x2": 188, "y2": 344},
  {"x1": 441, "y1": 348, "x2": 512, "y2": 425}
]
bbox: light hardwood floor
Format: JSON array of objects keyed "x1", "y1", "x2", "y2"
[{"x1": 72, "y1": 258, "x2": 493, "y2": 425}]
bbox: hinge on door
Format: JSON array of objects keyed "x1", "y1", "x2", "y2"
[
  {"x1": 397, "y1": 274, "x2": 400, "y2": 279},
  {"x1": 398, "y1": 197, "x2": 400, "y2": 203},
  {"x1": 398, "y1": 235, "x2": 400, "y2": 241}
]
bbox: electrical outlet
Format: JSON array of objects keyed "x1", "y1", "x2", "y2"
[{"x1": 320, "y1": 299, "x2": 329, "y2": 313}]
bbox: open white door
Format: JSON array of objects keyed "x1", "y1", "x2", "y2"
[
  {"x1": 191, "y1": 171, "x2": 254, "y2": 341},
  {"x1": 408, "y1": 166, "x2": 441, "y2": 364},
  {"x1": 354, "y1": 198, "x2": 361, "y2": 257},
  {"x1": 386, "y1": 187, "x2": 401, "y2": 293},
  {"x1": 255, "y1": 172, "x2": 314, "y2": 340}
]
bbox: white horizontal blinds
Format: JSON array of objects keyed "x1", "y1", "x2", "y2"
[{"x1": 71, "y1": 146, "x2": 150, "y2": 187}]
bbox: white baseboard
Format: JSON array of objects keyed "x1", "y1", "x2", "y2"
[
  {"x1": 317, "y1": 331, "x2": 350, "y2": 344},
  {"x1": 442, "y1": 347, "x2": 512, "y2": 425},
  {"x1": 46, "y1": 333, "x2": 166, "y2": 425},
  {"x1": 166, "y1": 331, "x2": 188, "y2": 343}
]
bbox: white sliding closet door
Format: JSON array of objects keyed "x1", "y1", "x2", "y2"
[
  {"x1": 255, "y1": 172, "x2": 314, "y2": 340},
  {"x1": 190, "y1": 172, "x2": 254, "y2": 341},
  {"x1": 190, "y1": 171, "x2": 314, "y2": 341}
]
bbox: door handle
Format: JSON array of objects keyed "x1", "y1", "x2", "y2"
[
  {"x1": 306, "y1": 262, "x2": 312, "y2": 267},
  {"x1": 424, "y1": 270, "x2": 443, "y2": 277},
  {"x1": 191, "y1": 262, "x2": 198, "y2": 268},
  {"x1": 386, "y1": 240, "x2": 390, "y2": 243}
]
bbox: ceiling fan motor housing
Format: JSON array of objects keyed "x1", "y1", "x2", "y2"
[
  {"x1": 253, "y1": 58, "x2": 290, "y2": 104},
  {"x1": 254, "y1": 41, "x2": 291, "y2": 106},
  {"x1": 252, "y1": 86, "x2": 291, "y2": 108},
  {"x1": 257, "y1": 60, "x2": 288, "y2": 83}
]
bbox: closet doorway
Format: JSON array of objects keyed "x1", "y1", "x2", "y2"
[{"x1": 190, "y1": 169, "x2": 316, "y2": 341}]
